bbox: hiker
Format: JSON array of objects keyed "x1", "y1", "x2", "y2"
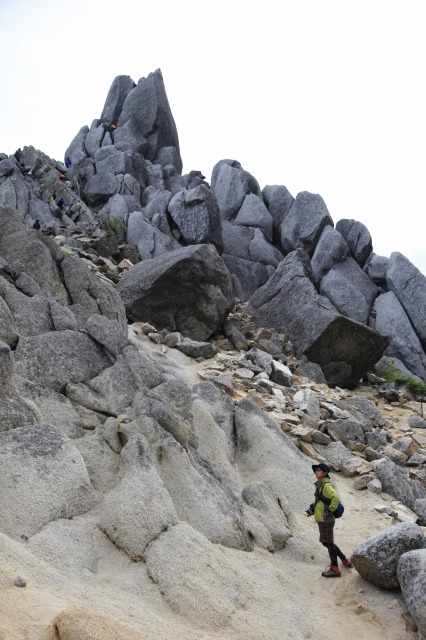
[
  {"x1": 32, "y1": 219, "x2": 41, "y2": 230},
  {"x1": 305, "y1": 463, "x2": 353, "y2": 577},
  {"x1": 65, "y1": 157, "x2": 72, "y2": 168},
  {"x1": 58, "y1": 173, "x2": 66, "y2": 180},
  {"x1": 56, "y1": 198, "x2": 67, "y2": 209}
]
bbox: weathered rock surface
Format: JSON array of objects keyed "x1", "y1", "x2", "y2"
[
  {"x1": 387, "y1": 251, "x2": 426, "y2": 351},
  {"x1": 248, "y1": 249, "x2": 389, "y2": 388},
  {"x1": 116, "y1": 244, "x2": 234, "y2": 340},
  {"x1": 397, "y1": 549, "x2": 426, "y2": 637},
  {"x1": 351, "y1": 522, "x2": 426, "y2": 588},
  {"x1": 0, "y1": 424, "x2": 96, "y2": 538},
  {"x1": 280, "y1": 191, "x2": 333, "y2": 256},
  {"x1": 372, "y1": 291, "x2": 426, "y2": 380}
]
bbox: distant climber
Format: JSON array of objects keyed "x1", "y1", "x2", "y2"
[
  {"x1": 56, "y1": 198, "x2": 67, "y2": 209},
  {"x1": 58, "y1": 173, "x2": 67, "y2": 181},
  {"x1": 32, "y1": 220, "x2": 41, "y2": 230},
  {"x1": 65, "y1": 157, "x2": 72, "y2": 168}
]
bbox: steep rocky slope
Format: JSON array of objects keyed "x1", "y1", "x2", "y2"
[{"x1": 0, "y1": 69, "x2": 425, "y2": 639}]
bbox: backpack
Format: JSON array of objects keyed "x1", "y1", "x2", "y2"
[{"x1": 317, "y1": 481, "x2": 344, "y2": 518}]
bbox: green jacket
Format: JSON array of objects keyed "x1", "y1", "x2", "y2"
[{"x1": 313, "y1": 477, "x2": 341, "y2": 523}]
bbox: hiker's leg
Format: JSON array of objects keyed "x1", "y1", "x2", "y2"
[
  {"x1": 332, "y1": 542, "x2": 346, "y2": 561},
  {"x1": 322, "y1": 542, "x2": 338, "y2": 566}
]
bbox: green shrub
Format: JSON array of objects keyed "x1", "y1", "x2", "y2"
[
  {"x1": 105, "y1": 216, "x2": 127, "y2": 239},
  {"x1": 383, "y1": 358, "x2": 426, "y2": 398}
]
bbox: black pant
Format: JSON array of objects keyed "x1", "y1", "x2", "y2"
[{"x1": 322, "y1": 541, "x2": 345, "y2": 566}]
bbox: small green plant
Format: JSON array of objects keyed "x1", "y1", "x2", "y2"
[
  {"x1": 383, "y1": 358, "x2": 426, "y2": 398},
  {"x1": 105, "y1": 216, "x2": 127, "y2": 239}
]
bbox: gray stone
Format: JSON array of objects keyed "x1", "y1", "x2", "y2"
[
  {"x1": 312, "y1": 441, "x2": 353, "y2": 471},
  {"x1": 248, "y1": 249, "x2": 389, "y2": 388},
  {"x1": 84, "y1": 120, "x2": 104, "y2": 156},
  {"x1": 234, "y1": 194, "x2": 273, "y2": 242},
  {"x1": 280, "y1": 191, "x2": 333, "y2": 256},
  {"x1": 264, "y1": 185, "x2": 294, "y2": 240},
  {"x1": 127, "y1": 213, "x2": 180, "y2": 260},
  {"x1": 60, "y1": 255, "x2": 127, "y2": 331},
  {"x1": 117, "y1": 69, "x2": 182, "y2": 172},
  {"x1": 168, "y1": 185, "x2": 223, "y2": 252},
  {"x1": 116, "y1": 244, "x2": 234, "y2": 341},
  {"x1": 310, "y1": 225, "x2": 350, "y2": 281},
  {"x1": 397, "y1": 549, "x2": 426, "y2": 636},
  {"x1": 292, "y1": 391, "x2": 319, "y2": 423},
  {"x1": 83, "y1": 172, "x2": 119, "y2": 207},
  {"x1": 0, "y1": 424, "x2": 96, "y2": 538},
  {"x1": 320, "y1": 257, "x2": 378, "y2": 324},
  {"x1": 367, "y1": 478, "x2": 383, "y2": 494},
  {"x1": 64, "y1": 125, "x2": 89, "y2": 166},
  {"x1": 175, "y1": 340, "x2": 218, "y2": 359},
  {"x1": 387, "y1": 252, "x2": 426, "y2": 350},
  {"x1": 211, "y1": 160, "x2": 260, "y2": 221},
  {"x1": 327, "y1": 418, "x2": 365, "y2": 445},
  {"x1": 335, "y1": 219, "x2": 373, "y2": 267},
  {"x1": 144, "y1": 522, "x2": 247, "y2": 630},
  {"x1": 294, "y1": 360, "x2": 326, "y2": 384},
  {"x1": 100, "y1": 75, "x2": 135, "y2": 126},
  {"x1": 408, "y1": 416, "x2": 426, "y2": 429},
  {"x1": 353, "y1": 474, "x2": 374, "y2": 490},
  {"x1": 373, "y1": 457, "x2": 426, "y2": 510},
  {"x1": 49, "y1": 299, "x2": 78, "y2": 331},
  {"x1": 156, "y1": 435, "x2": 250, "y2": 549},
  {"x1": 234, "y1": 397, "x2": 313, "y2": 509},
  {"x1": 372, "y1": 291, "x2": 426, "y2": 381},
  {"x1": 14, "y1": 330, "x2": 112, "y2": 393},
  {"x1": 363, "y1": 253, "x2": 390, "y2": 285},
  {"x1": 0, "y1": 293, "x2": 19, "y2": 346},
  {"x1": 241, "y1": 481, "x2": 291, "y2": 551},
  {"x1": 245, "y1": 347, "x2": 273, "y2": 376},
  {"x1": 85, "y1": 313, "x2": 128, "y2": 356},
  {"x1": 98, "y1": 435, "x2": 178, "y2": 559},
  {"x1": 352, "y1": 522, "x2": 425, "y2": 589},
  {"x1": 270, "y1": 360, "x2": 292, "y2": 387},
  {"x1": 414, "y1": 499, "x2": 426, "y2": 524}
]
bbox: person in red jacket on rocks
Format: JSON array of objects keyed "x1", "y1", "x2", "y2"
[{"x1": 306, "y1": 463, "x2": 353, "y2": 577}]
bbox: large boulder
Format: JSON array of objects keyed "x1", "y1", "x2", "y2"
[
  {"x1": 97, "y1": 435, "x2": 178, "y2": 559},
  {"x1": 351, "y1": 522, "x2": 425, "y2": 589},
  {"x1": 319, "y1": 257, "x2": 378, "y2": 324},
  {"x1": 335, "y1": 218, "x2": 373, "y2": 267},
  {"x1": 248, "y1": 249, "x2": 389, "y2": 388},
  {"x1": 263, "y1": 184, "x2": 294, "y2": 242},
  {"x1": 234, "y1": 194, "x2": 273, "y2": 242},
  {"x1": 116, "y1": 69, "x2": 182, "y2": 172},
  {"x1": 372, "y1": 291, "x2": 426, "y2": 381},
  {"x1": 372, "y1": 458, "x2": 426, "y2": 510},
  {"x1": 363, "y1": 252, "x2": 389, "y2": 285},
  {"x1": 144, "y1": 522, "x2": 247, "y2": 630},
  {"x1": 0, "y1": 424, "x2": 96, "y2": 538},
  {"x1": 397, "y1": 549, "x2": 426, "y2": 636},
  {"x1": 310, "y1": 225, "x2": 350, "y2": 282},
  {"x1": 168, "y1": 185, "x2": 223, "y2": 252},
  {"x1": 211, "y1": 160, "x2": 260, "y2": 221},
  {"x1": 100, "y1": 74, "x2": 135, "y2": 126},
  {"x1": 387, "y1": 252, "x2": 426, "y2": 350},
  {"x1": 156, "y1": 434, "x2": 250, "y2": 550},
  {"x1": 13, "y1": 330, "x2": 112, "y2": 393},
  {"x1": 280, "y1": 191, "x2": 333, "y2": 256},
  {"x1": 116, "y1": 244, "x2": 234, "y2": 341}
]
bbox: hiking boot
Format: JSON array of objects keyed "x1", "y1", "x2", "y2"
[
  {"x1": 342, "y1": 558, "x2": 353, "y2": 568},
  {"x1": 322, "y1": 565, "x2": 341, "y2": 577}
]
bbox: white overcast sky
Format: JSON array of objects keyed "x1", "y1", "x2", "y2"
[{"x1": 1, "y1": 0, "x2": 425, "y2": 275}]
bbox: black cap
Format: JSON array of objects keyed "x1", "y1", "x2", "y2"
[{"x1": 312, "y1": 463, "x2": 330, "y2": 474}]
